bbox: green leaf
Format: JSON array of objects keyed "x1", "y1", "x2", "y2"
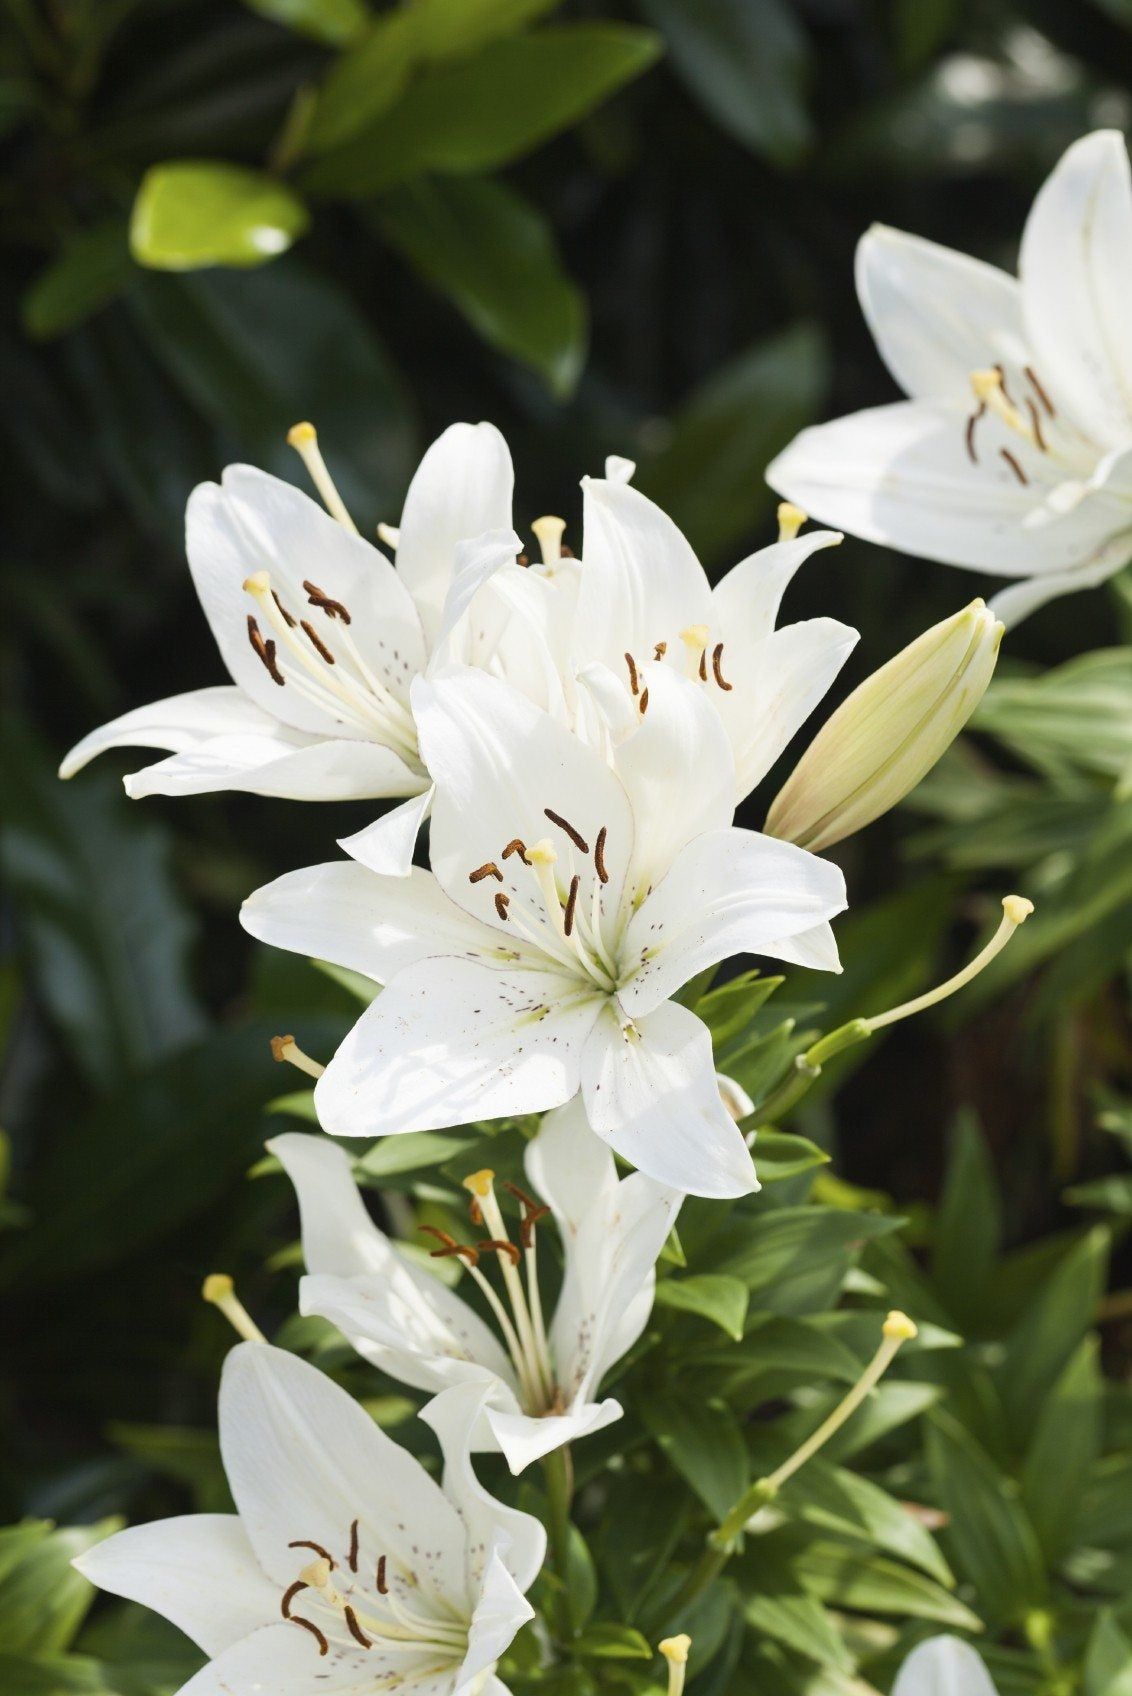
[
  {"x1": 790, "y1": 1540, "x2": 981, "y2": 1630},
  {"x1": 22, "y1": 223, "x2": 132, "y2": 341},
  {"x1": 356, "y1": 1130, "x2": 473, "y2": 1178},
  {"x1": 641, "y1": 1393, "x2": 749, "y2": 1520},
  {"x1": 738, "y1": 1573, "x2": 852, "y2": 1673},
  {"x1": 599, "y1": 1475, "x2": 690, "y2": 1621},
  {"x1": 302, "y1": 25, "x2": 661, "y2": 196},
  {"x1": 694, "y1": 970, "x2": 783, "y2": 1052},
  {"x1": 750, "y1": 1131, "x2": 829, "y2": 1182},
  {"x1": 976, "y1": 650, "x2": 1132, "y2": 783},
  {"x1": 926, "y1": 1410, "x2": 1047, "y2": 1625},
  {"x1": 640, "y1": 0, "x2": 810, "y2": 166},
  {"x1": 306, "y1": 10, "x2": 420, "y2": 152},
  {"x1": 633, "y1": 323, "x2": 828, "y2": 568},
  {"x1": 109, "y1": 1426, "x2": 230, "y2": 1514},
  {"x1": 242, "y1": 0, "x2": 370, "y2": 44},
  {"x1": 932, "y1": 1113, "x2": 1001, "y2": 1329},
  {"x1": 997, "y1": 1226, "x2": 1108, "y2": 1442},
  {"x1": 372, "y1": 175, "x2": 586, "y2": 394},
  {"x1": 131, "y1": 163, "x2": 310, "y2": 271},
  {"x1": 783, "y1": 1459, "x2": 954, "y2": 1587},
  {"x1": 1020, "y1": 1335, "x2": 1103, "y2": 1561},
  {"x1": 653, "y1": 1273, "x2": 748, "y2": 1340},
  {"x1": 0, "y1": 1652, "x2": 112, "y2": 1694},
  {"x1": 0, "y1": 1521, "x2": 119, "y2": 1654},
  {"x1": 705, "y1": 1206, "x2": 901, "y2": 1314},
  {"x1": 1084, "y1": 1612, "x2": 1132, "y2": 1696},
  {"x1": 405, "y1": 0, "x2": 561, "y2": 58},
  {"x1": 572, "y1": 1624, "x2": 653, "y2": 1660}
]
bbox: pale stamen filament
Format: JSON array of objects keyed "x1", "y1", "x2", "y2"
[
  {"x1": 531, "y1": 515, "x2": 566, "y2": 567},
  {"x1": 970, "y1": 369, "x2": 1040, "y2": 449},
  {"x1": 462, "y1": 1255, "x2": 540, "y2": 1408},
  {"x1": 376, "y1": 522, "x2": 400, "y2": 550},
  {"x1": 270, "y1": 1033, "x2": 324, "y2": 1078},
  {"x1": 679, "y1": 623, "x2": 710, "y2": 681},
  {"x1": 524, "y1": 840, "x2": 613, "y2": 987},
  {"x1": 287, "y1": 422, "x2": 358, "y2": 533},
  {"x1": 466, "y1": 1172, "x2": 555, "y2": 1409},
  {"x1": 300, "y1": 1558, "x2": 466, "y2": 1652}
]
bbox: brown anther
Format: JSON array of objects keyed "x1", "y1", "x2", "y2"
[
  {"x1": 469, "y1": 861, "x2": 503, "y2": 884},
  {"x1": 502, "y1": 838, "x2": 530, "y2": 864},
  {"x1": 289, "y1": 1615, "x2": 329, "y2": 1656},
  {"x1": 516, "y1": 552, "x2": 529, "y2": 567},
  {"x1": 544, "y1": 808, "x2": 589, "y2": 854},
  {"x1": 965, "y1": 403, "x2": 985, "y2": 464},
  {"x1": 594, "y1": 825, "x2": 609, "y2": 885},
  {"x1": 625, "y1": 651, "x2": 640, "y2": 695},
  {"x1": 697, "y1": 648, "x2": 707, "y2": 681},
  {"x1": 711, "y1": 642, "x2": 733, "y2": 691},
  {"x1": 270, "y1": 1033, "x2": 293, "y2": 1063},
  {"x1": 502, "y1": 1179, "x2": 540, "y2": 1210},
  {"x1": 289, "y1": 1540, "x2": 335, "y2": 1566},
  {"x1": 281, "y1": 1580, "x2": 308, "y2": 1618},
  {"x1": 1026, "y1": 398, "x2": 1047, "y2": 452},
  {"x1": 639, "y1": 685, "x2": 649, "y2": 714},
  {"x1": 478, "y1": 1237, "x2": 522, "y2": 1266},
  {"x1": 347, "y1": 1518, "x2": 359, "y2": 1573},
  {"x1": 994, "y1": 362, "x2": 1016, "y2": 408},
  {"x1": 247, "y1": 615, "x2": 285, "y2": 686},
  {"x1": 272, "y1": 590, "x2": 297, "y2": 629},
  {"x1": 494, "y1": 891, "x2": 510, "y2": 921},
  {"x1": 653, "y1": 641, "x2": 667, "y2": 660},
  {"x1": 302, "y1": 579, "x2": 351, "y2": 623},
  {"x1": 1025, "y1": 364, "x2": 1055, "y2": 417},
  {"x1": 563, "y1": 874, "x2": 580, "y2": 937},
  {"x1": 560, "y1": 544, "x2": 575, "y2": 558},
  {"x1": 519, "y1": 1202, "x2": 550, "y2": 1249},
  {"x1": 419, "y1": 1225, "x2": 479, "y2": 1266},
  {"x1": 301, "y1": 619, "x2": 336, "y2": 664},
  {"x1": 999, "y1": 447, "x2": 1029, "y2": 485},
  {"x1": 376, "y1": 1554, "x2": 388, "y2": 1594},
  {"x1": 345, "y1": 1605, "x2": 373, "y2": 1649}
]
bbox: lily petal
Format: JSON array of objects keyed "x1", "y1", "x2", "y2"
[
  {"x1": 892, "y1": 1636, "x2": 999, "y2": 1696},
  {"x1": 178, "y1": 1621, "x2": 448, "y2": 1696},
  {"x1": 339, "y1": 785, "x2": 435, "y2": 877},
  {"x1": 483, "y1": 1399, "x2": 623, "y2": 1476},
  {"x1": 60, "y1": 687, "x2": 279, "y2": 780},
  {"x1": 129, "y1": 732, "x2": 421, "y2": 802},
  {"x1": 711, "y1": 530, "x2": 845, "y2": 650},
  {"x1": 454, "y1": 1548, "x2": 536, "y2": 1696},
  {"x1": 582, "y1": 1000, "x2": 757, "y2": 1197}
]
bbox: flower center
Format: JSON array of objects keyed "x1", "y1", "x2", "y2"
[
  {"x1": 963, "y1": 362, "x2": 1086, "y2": 490},
  {"x1": 423, "y1": 1170, "x2": 563, "y2": 1419},
  {"x1": 280, "y1": 1517, "x2": 468, "y2": 1664}
]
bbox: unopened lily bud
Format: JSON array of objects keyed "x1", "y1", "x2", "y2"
[{"x1": 765, "y1": 599, "x2": 1003, "y2": 852}]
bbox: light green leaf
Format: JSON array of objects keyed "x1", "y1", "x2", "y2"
[
  {"x1": 373, "y1": 175, "x2": 586, "y2": 394},
  {"x1": 572, "y1": 1624, "x2": 653, "y2": 1660},
  {"x1": 22, "y1": 223, "x2": 132, "y2": 341},
  {"x1": 739, "y1": 1581, "x2": 852, "y2": 1672},
  {"x1": 997, "y1": 1226, "x2": 1108, "y2": 1441},
  {"x1": 784, "y1": 1458, "x2": 954, "y2": 1586},
  {"x1": 654, "y1": 1273, "x2": 748, "y2": 1340},
  {"x1": 789, "y1": 1538, "x2": 981, "y2": 1630},
  {"x1": 1084, "y1": 1612, "x2": 1132, "y2": 1696},
  {"x1": 750, "y1": 1131, "x2": 829, "y2": 1182},
  {"x1": 242, "y1": 0, "x2": 370, "y2": 43},
  {"x1": 131, "y1": 163, "x2": 310, "y2": 271},
  {"x1": 926, "y1": 1410, "x2": 1047, "y2": 1625},
  {"x1": 307, "y1": 10, "x2": 420, "y2": 152},
  {"x1": 357, "y1": 1130, "x2": 473, "y2": 1178},
  {"x1": 0, "y1": 1521, "x2": 120, "y2": 1654}
]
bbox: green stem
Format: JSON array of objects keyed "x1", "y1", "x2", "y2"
[{"x1": 542, "y1": 1445, "x2": 574, "y2": 1636}]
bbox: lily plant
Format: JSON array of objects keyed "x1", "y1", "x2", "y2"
[
  {"x1": 74, "y1": 1342, "x2": 544, "y2": 1696},
  {"x1": 241, "y1": 665, "x2": 846, "y2": 1197},
  {"x1": 769, "y1": 129, "x2": 1132, "y2": 624},
  {"x1": 271, "y1": 1098, "x2": 680, "y2": 1473}
]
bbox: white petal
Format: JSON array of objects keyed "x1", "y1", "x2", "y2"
[
  {"x1": 768, "y1": 400, "x2": 1129, "y2": 577},
  {"x1": 420, "y1": 1383, "x2": 546, "y2": 1592},
  {"x1": 614, "y1": 666, "x2": 735, "y2": 899},
  {"x1": 1020, "y1": 130, "x2": 1132, "y2": 446},
  {"x1": 575, "y1": 478, "x2": 714, "y2": 677},
  {"x1": 604, "y1": 454, "x2": 636, "y2": 483},
  {"x1": 72, "y1": 1515, "x2": 277, "y2": 1657},
  {"x1": 60, "y1": 687, "x2": 276, "y2": 779},
  {"x1": 581, "y1": 1001, "x2": 756, "y2": 1197},
  {"x1": 178, "y1": 1622, "x2": 448, "y2": 1696},
  {"x1": 892, "y1": 1637, "x2": 999, "y2": 1696},
  {"x1": 219, "y1": 1343, "x2": 467, "y2": 1602},
  {"x1": 429, "y1": 529, "x2": 525, "y2": 666},
  {"x1": 857, "y1": 223, "x2": 1025, "y2": 403},
  {"x1": 413, "y1": 670, "x2": 634, "y2": 934},
  {"x1": 128, "y1": 733, "x2": 421, "y2": 802},
  {"x1": 453, "y1": 1548, "x2": 535, "y2": 1696},
  {"x1": 711, "y1": 617, "x2": 858, "y2": 803},
  {"x1": 482, "y1": 1399, "x2": 623, "y2": 1475},
  {"x1": 712, "y1": 530, "x2": 844, "y2": 649},
  {"x1": 395, "y1": 423, "x2": 515, "y2": 644},
  {"x1": 988, "y1": 541, "x2": 1132, "y2": 625},
  {"x1": 619, "y1": 827, "x2": 846, "y2": 1016},
  {"x1": 241, "y1": 863, "x2": 500, "y2": 985},
  {"x1": 339, "y1": 786, "x2": 435, "y2": 877},
  {"x1": 757, "y1": 919, "x2": 843, "y2": 972},
  {"x1": 314, "y1": 957, "x2": 603, "y2": 1139}
]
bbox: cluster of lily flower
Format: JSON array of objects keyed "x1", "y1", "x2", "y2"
[{"x1": 60, "y1": 126, "x2": 1131, "y2": 1696}]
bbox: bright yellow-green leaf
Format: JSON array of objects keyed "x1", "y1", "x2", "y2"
[{"x1": 130, "y1": 163, "x2": 310, "y2": 272}]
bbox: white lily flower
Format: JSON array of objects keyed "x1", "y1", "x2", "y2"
[
  {"x1": 769, "y1": 130, "x2": 1132, "y2": 625},
  {"x1": 269, "y1": 1101, "x2": 680, "y2": 1473},
  {"x1": 892, "y1": 1636, "x2": 999, "y2": 1695},
  {"x1": 59, "y1": 422, "x2": 579, "y2": 872},
  {"x1": 73, "y1": 1342, "x2": 544, "y2": 1696},
  {"x1": 241, "y1": 665, "x2": 846, "y2": 1198},
  {"x1": 571, "y1": 476, "x2": 858, "y2": 802}
]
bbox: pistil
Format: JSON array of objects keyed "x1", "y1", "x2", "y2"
[
  {"x1": 287, "y1": 422, "x2": 358, "y2": 534},
  {"x1": 531, "y1": 515, "x2": 567, "y2": 567},
  {"x1": 201, "y1": 1273, "x2": 266, "y2": 1343},
  {"x1": 777, "y1": 501, "x2": 806, "y2": 542},
  {"x1": 679, "y1": 624, "x2": 710, "y2": 681}
]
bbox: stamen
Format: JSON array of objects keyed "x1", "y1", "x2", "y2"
[
  {"x1": 531, "y1": 515, "x2": 566, "y2": 566},
  {"x1": 594, "y1": 826, "x2": 609, "y2": 885},
  {"x1": 345, "y1": 1605, "x2": 373, "y2": 1649},
  {"x1": 964, "y1": 402, "x2": 985, "y2": 464},
  {"x1": 272, "y1": 590, "x2": 297, "y2": 629},
  {"x1": 502, "y1": 838, "x2": 530, "y2": 864},
  {"x1": 516, "y1": 553, "x2": 529, "y2": 566},
  {"x1": 654, "y1": 641, "x2": 667, "y2": 660},
  {"x1": 376, "y1": 522, "x2": 400, "y2": 549},
  {"x1": 502, "y1": 1179, "x2": 540, "y2": 1211},
  {"x1": 301, "y1": 619, "x2": 336, "y2": 664},
  {"x1": 290, "y1": 1541, "x2": 335, "y2": 1565},
  {"x1": 202, "y1": 1273, "x2": 266, "y2": 1344},
  {"x1": 994, "y1": 362, "x2": 1015, "y2": 408},
  {"x1": 478, "y1": 1237, "x2": 522, "y2": 1266},
  {"x1": 711, "y1": 643, "x2": 732, "y2": 691},
  {"x1": 679, "y1": 624, "x2": 710, "y2": 680},
  {"x1": 348, "y1": 1518, "x2": 359, "y2": 1573},
  {"x1": 862, "y1": 896, "x2": 1033, "y2": 1033},
  {"x1": 376, "y1": 1555, "x2": 388, "y2": 1594},
  {"x1": 625, "y1": 652, "x2": 640, "y2": 695},
  {"x1": 698, "y1": 649, "x2": 708, "y2": 682},
  {"x1": 465, "y1": 1169, "x2": 555, "y2": 1411},
  {"x1": 971, "y1": 368, "x2": 1037, "y2": 451},
  {"x1": 1026, "y1": 398, "x2": 1047, "y2": 452},
  {"x1": 271, "y1": 1033, "x2": 325, "y2": 1079},
  {"x1": 287, "y1": 422, "x2": 358, "y2": 534},
  {"x1": 1024, "y1": 365, "x2": 1055, "y2": 417},
  {"x1": 777, "y1": 502, "x2": 806, "y2": 542},
  {"x1": 469, "y1": 862, "x2": 503, "y2": 884},
  {"x1": 639, "y1": 685, "x2": 649, "y2": 714},
  {"x1": 419, "y1": 1225, "x2": 479, "y2": 1266},
  {"x1": 544, "y1": 808, "x2": 589, "y2": 854},
  {"x1": 247, "y1": 616, "x2": 284, "y2": 686},
  {"x1": 1000, "y1": 447, "x2": 1029, "y2": 485},
  {"x1": 281, "y1": 1580, "x2": 308, "y2": 1618},
  {"x1": 563, "y1": 874, "x2": 580, "y2": 937},
  {"x1": 302, "y1": 579, "x2": 352, "y2": 624},
  {"x1": 494, "y1": 892, "x2": 510, "y2": 921},
  {"x1": 289, "y1": 1615, "x2": 329, "y2": 1656}
]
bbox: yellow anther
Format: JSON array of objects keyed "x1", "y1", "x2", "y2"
[
  {"x1": 243, "y1": 570, "x2": 271, "y2": 596},
  {"x1": 527, "y1": 838, "x2": 558, "y2": 866},
  {"x1": 1003, "y1": 894, "x2": 1034, "y2": 926},
  {"x1": 659, "y1": 1636, "x2": 691, "y2": 1665},
  {"x1": 286, "y1": 421, "x2": 317, "y2": 448},
  {"x1": 531, "y1": 515, "x2": 567, "y2": 567},
  {"x1": 202, "y1": 1273, "x2": 233, "y2": 1304},
  {"x1": 777, "y1": 501, "x2": 807, "y2": 542},
  {"x1": 883, "y1": 1310, "x2": 918, "y2": 1342},
  {"x1": 463, "y1": 1169, "x2": 496, "y2": 1199}
]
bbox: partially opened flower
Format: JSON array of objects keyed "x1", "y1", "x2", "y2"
[
  {"x1": 892, "y1": 1636, "x2": 998, "y2": 1695},
  {"x1": 60, "y1": 421, "x2": 578, "y2": 871},
  {"x1": 769, "y1": 130, "x2": 1132, "y2": 625},
  {"x1": 241, "y1": 666, "x2": 846, "y2": 1197},
  {"x1": 74, "y1": 1342, "x2": 544, "y2": 1696},
  {"x1": 270, "y1": 1099, "x2": 680, "y2": 1472},
  {"x1": 572, "y1": 476, "x2": 858, "y2": 800}
]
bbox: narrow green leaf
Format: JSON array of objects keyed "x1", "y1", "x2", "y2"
[
  {"x1": 641, "y1": 1394, "x2": 749, "y2": 1521},
  {"x1": 926, "y1": 1410, "x2": 1047, "y2": 1625},
  {"x1": 357, "y1": 1130, "x2": 472, "y2": 1178},
  {"x1": 789, "y1": 1538, "x2": 981, "y2": 1630},
  {"x1": 932, "y1": 1112, "x2": 1001, "y2": 1329},
  {"x1": 572, "y1": 1624, "x2": 653, "y2": 1660},
  {"x1": 750, "y1": 1130, "x2": 829, "y2": 1182},
  {"x1": 654, "y1": 1273, "x2": 748, "y2": 1340},
  {"x1": 242, "y1": 0, "x2": 371, "y2": 44},
  {"x1": 131, "y1": 163, "x2": 310, "y2": 271},
  {"x1": 997, "y1": 1226, "x2": 1108, "y2": 1441},
  {"x1": 1020, "y1": 1335, "x2": 1103, "y2": 1560},
  {"x1": 0, "y1": 1520, "x2": 120, "y2": 1654},
  {"x1": 1084, "y1": 1612, "x2": 1132, "y2": 1696}
]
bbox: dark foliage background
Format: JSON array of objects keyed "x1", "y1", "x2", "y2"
[{"x1": 2, "y1": 2, "x2": 1132, "y2": 1690}]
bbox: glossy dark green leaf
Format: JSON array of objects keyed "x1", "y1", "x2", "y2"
[
  {"x1": 22, "y1": 224, "x2": 133, "y2": 342},
  {"x1": 373, "y1": 176, "x2": 586, "y2": 394},
  {"x1": 641, "y1": 1392, "x2": 749, "y2": 1520}
]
